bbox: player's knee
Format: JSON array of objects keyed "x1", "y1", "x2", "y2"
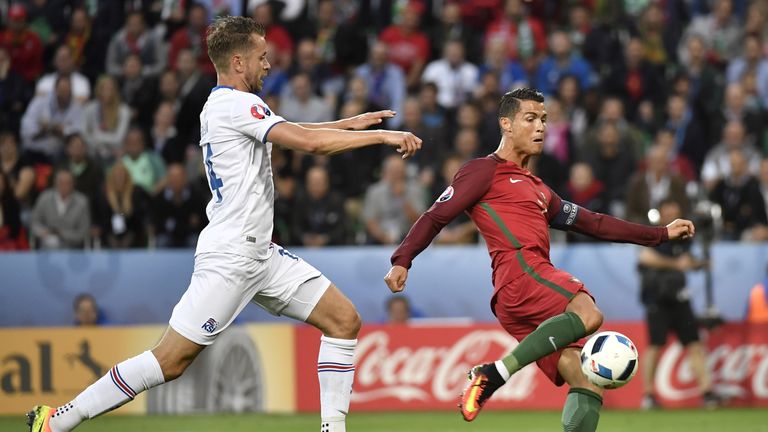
[
  {"x1": 582, "y1": 309, "x2": 604, "y2": 334},
  {"x1": 330, "y1": 307, "x2": 361, "y2": 339}
]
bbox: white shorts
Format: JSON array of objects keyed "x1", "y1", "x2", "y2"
[{"x1": 169, "y1": 243, "x2": 331, "y2": 345}]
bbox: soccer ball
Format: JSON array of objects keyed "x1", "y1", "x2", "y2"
[{"x1": 580, "y1": 331, "x2": 639, "y2": 389}]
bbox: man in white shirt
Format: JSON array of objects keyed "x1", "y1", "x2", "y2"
[
  {"x1": 421, "y1": 39, "x2": 479, "y2": 109},
  {"x1": 35, "y1": 45, "x2": 91, "y2": 104},
  {"x1": 28, "y1": 16, "x2": 421, "y2": 432}
]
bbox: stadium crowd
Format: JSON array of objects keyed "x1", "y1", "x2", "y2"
[{"x1": 0, "y1": 0, "x2": 767, "y2": 250}]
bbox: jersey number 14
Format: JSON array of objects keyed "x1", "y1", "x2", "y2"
[{"x1": 205, "y1": 143, "x2": 224, "y2": 203}]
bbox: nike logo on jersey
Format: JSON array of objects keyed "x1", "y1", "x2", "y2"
[
  {"x1": 509, "y1": 178, "x2": 523, "y2": 184},
  {"x1": 549, "y1": 336, "x2": 557, "y2": 351}
]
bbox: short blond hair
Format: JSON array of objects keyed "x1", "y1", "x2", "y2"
[{"x1": 206, "y1": 16, "x2": 265, "y2": 72}]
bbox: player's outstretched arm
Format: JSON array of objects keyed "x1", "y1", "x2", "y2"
[
  {"x1": 267, "y1": 121, "x2": 421, "y2": 158},
  {"x1": 298, "y1": 110, "x2": 397, "y2": 131},
  {"x1": 546, "y1": 189, "x2": 684, "y2": 246}
]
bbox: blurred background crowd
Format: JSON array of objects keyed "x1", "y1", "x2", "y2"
[{"x1": 1, "y1": 0, "x2": 767, "y2": 251}]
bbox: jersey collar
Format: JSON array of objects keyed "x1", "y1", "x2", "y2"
[{"x1": 211, "y1": 85, "x2": 234, "y2": 92}]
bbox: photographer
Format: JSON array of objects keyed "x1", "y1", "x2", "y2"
[{"x1": 637, "y1": 197, "x2": 721, "y2": 409}]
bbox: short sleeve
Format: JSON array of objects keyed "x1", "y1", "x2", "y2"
[{"x1": 230, "y1": 94, "x2": 286, "y2": 143}]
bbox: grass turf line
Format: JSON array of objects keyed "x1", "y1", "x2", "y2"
[{"x1": 2, "y1": 409, "x2": 767, "y2": 432}]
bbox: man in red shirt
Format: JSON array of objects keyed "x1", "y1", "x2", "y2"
[
  {"x1": 0, "y1": 4, "x2": 43, "y2": 83},
  {"x1": 384, "y1": 88, "x2": 694, "y2": 431}
]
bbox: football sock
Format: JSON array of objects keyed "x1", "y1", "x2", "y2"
[
  {"x1": 318, "y1": 336, "x2": 357, "y2": 432},
  {"x1": 561, "y1": 388, "x2": 603, "y2": 432},
  {"x1": 50, "y1": 351, "x2": 164, "y2": 432},
  {"x1": 500, "y1": 312, "x2": 587, "y2": 378}
]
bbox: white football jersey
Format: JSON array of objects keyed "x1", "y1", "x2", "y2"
[{"x1": 195, "y1": 86, "x2": 286, "y2": 260}]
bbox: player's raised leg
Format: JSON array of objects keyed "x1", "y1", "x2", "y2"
[
  {"x1": 28, "y1": 327, "x2": 204, "y2": 432},
  {"x1": 558, "y1": 347, "x2": 605, "y2": 432},
  {"x1": 304, "y1": 284, "x2": 361, "y2": 432},
  {"x1": 461, "y1": 292, "x2": 602, "y2": 421}
]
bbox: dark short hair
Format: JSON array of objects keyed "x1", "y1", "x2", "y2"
[
  {"x1": 498, "y1": 88, "x2": 545, "y2": 119},
  {"x1": 207, "y1": 16, "x2": 266, "y2": 72}
]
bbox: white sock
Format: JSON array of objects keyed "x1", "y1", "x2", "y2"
[
  {"x1": 318, "y1": 335, "x2": 356, "y2": 432},
  {"x1": 50, "y1": 351, "x2": 164, "y2": 432},
  {"x1": 495, "y1": 360, "x2": 511, "y2": 381}
]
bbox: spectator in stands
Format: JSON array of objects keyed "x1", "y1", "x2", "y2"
[
  {"x1": 149, "y1": 101, "x2": 185, "y2": 164},
  {"x1": 0, "y1": 4, "x2": 43, "y2": 84},
  {"x1": 726, "y1": 34, "x2": 768, "y2": 108},
  {"x1": 20, "y1": 74, "x2": 83, "y2": 162},
  {"x1": 59, "y1": 8, "x2": 98, "y2": 81},
  {"x1": 564, "y1": 3, "x2": 591, "y2": 55},
  {"x1": 355, "y1": 41, "x2": 406, "y2": 128},
  {"x1": 73, "y1": 293, "x2": 104, "y2": 326},
  {"x1": 175, "y1": 48, "x2": 215, "y2": 146},
  {"x1": 0, "y1": 131, "x2": 35, "y2": 206},
  {"x1": 478, "y1": 38, "x2": 528, "y2": 95},
  {"x1": 98, "y1": 161, "x2": 149, "y2": 248},
  {"x1": 636, "y1": 2, "x2": 675, "y2": 68},
  {"x1": 535, "y1": 30, "x2": 595, "y2": 97},
  {"x1": 556, "y1": 75, "x2": 588, "y2": 149},
  {"x1": 386, "y1": 295, "x2": 412, "y2": 324},
  {"x1": 400, "y1": 96, "x2": 447, "y2": 173},
  {"x1": 0, "y1": 46, "x2": 30, "y2": 134},
  {"x1": 250, "y1": 1, "x2": 293, "y2": 69},
  {"x1": 431, "y1": 154, "x2": 477, "y2": 245},
  {"x1": 286, "y1": 39, "x2": 343, "y2": 106},
  {"x1": 106, "y1": 11, "x2": 166, "y2": 78},
  {"x1": 603, "y1": 37, "x2": 664, "y2": 119},
  {"x1": 140, "y1": 69, "x2": 180, "y2": 132},
  {"x1": 35, "y1": 45, "x2": 91, "y2": 104},
  {"x1": 484, "y1": 0, "x2": 546, "y2": 64},
  {"x1": 421, "y1": 39, "x2": 479, "y2": 110},
  {"x1": 454, "y1": 128, "x2": 481, "y2": 163},
  {"x1": 82, "y1": 75, "x2": 131, "y2": 163},
  {"x1": 58, "y1": 133, "x2": 103, "y2": 223},
  {"x1": 0, "y1": 172, "x2": 27, "y2": 250},
  {"x1": 363, "y1": 154, "x2": 426, "y2": 245},
  {"x1": 292, "y1": 165, "x2": 346, "y2": 247},
  {"x1": 542, "y1": 98, "x2": 573, "y2": 168},
  {"x1": 121, "y1": 127, "x2": 166, "y2": 196},
  {"x1": 637, "y1": 197, "x2": 721, "y2": 410},
  {"x1": 279, "y1": 73, "x2": 333, "y2": 123},
  {"x1": 584, "y1": 97, "x2": 645, "y2": 161},
  {"x1": 711, "y1": 83, "x2": 764, "y2": 148},
  {"x1": 118, "y1": 54, "x2": 154, "y2": 119},
  {"x1": 31, "y1": 169, "x2": 90, "y2": 249},
  {"x1": 561, "y1": 162, "x2": 607, "y2": 243},
  {"x1": 644, "y1": 128, "x2": 697, "y2": 183},
  {"x1": 260, "y1": 41, "x2": 288, "y2": 98},
  {"x1": 679, "y1": 0, "x2": 741, "y2": 68},
  {"x1": 152, "y1": 163, "x2": 206, "y2": 248},
  {"x1": 419, "y1": 82, "x2": 447, "y2": 130},
  {"x1": 585, "y1": 121, "x2": 636, "y2": 217},
  {"x1": 583, "y1": 1, "x2": 637, "y2": 82},
  {"x1": 677, "y1": 34, "x2": 723, "y2": 120},
  {"x1": 709, "y1": 150, "x2": 768, "y2": 241},
  {"x1": 626, "y1": 145, "x2": 690, "y2": 224},
  {"x1": 379, "y1": 0, "x2": 431, "y2": 90},
  {"x1": 430, "y1": 0, "x2": 480, "y2": 63},
  {"x1": 701, "y1": 121, "x2": 761, "y2": 190},
  {"x1": 168, "y1": 3, "x2": 215, "y2": 77},
  {"x1": 664, "y1": 93, "x2": 709, "y2": 171}
]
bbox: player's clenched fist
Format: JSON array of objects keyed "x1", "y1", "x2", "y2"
[
  {"x1": 666, "y1": 218, "x2": 696, "y2": 240},
  {"x1": 382, "y1": 131, "x2": 422, "y2": 159},
  {"x1": 384, "y1": 265, "x2": 409, "y2": 293}
]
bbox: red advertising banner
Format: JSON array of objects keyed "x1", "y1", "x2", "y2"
[{"x1": 295, "y1": 322, "x2": 768, "y2": 412}]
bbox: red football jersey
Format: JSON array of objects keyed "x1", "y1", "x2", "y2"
[{"x1": 392, "y1": 154, "x2": 667, "y2": 291}]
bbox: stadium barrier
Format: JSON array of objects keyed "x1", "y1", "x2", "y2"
[
  {"x1": 2, "y1": 322, "x2": 767, "y2": 415},
  {"x1": 2, "y1": 243, "x2": 767, "y2": 327}
]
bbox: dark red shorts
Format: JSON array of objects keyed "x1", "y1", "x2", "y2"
[{"x1": 491, "y1": 262, "x2": 592, "y2": 386}]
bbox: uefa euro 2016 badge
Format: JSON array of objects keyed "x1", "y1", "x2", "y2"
[
  {"x1": 437, "y1": 186, "x2": 454, "y2": 203},
  {"x1": 250, "y1": 104, "x2": 271, "y2": 119}
]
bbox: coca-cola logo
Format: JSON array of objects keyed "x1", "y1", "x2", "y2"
[
  {"x1": 352, "y1": 330, "x2": 538, "y2": 403},
  {"x1": 655, "y1": 341, "x2": 768, "y2": 401}
]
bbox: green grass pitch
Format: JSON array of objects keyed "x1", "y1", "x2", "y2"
[{"x1": 3, "y1": 409, "x2": 767, "y2": 432}]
